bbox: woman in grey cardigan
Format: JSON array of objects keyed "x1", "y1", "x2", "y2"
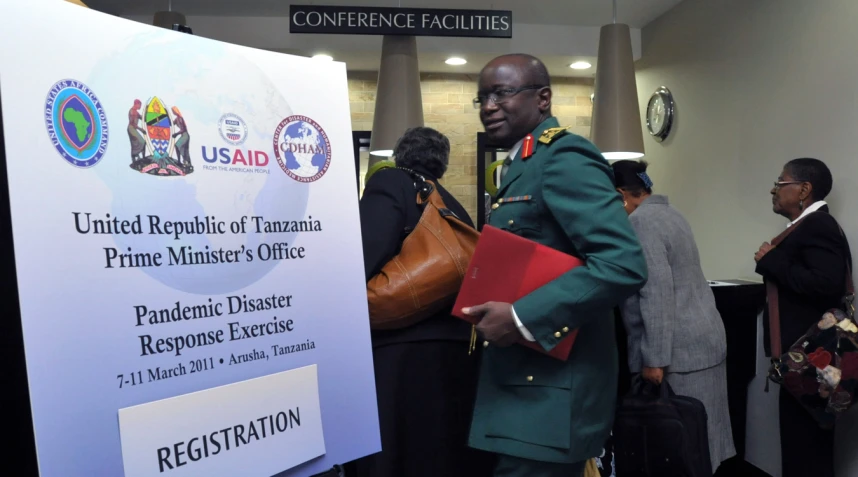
[{"x1": 613, "y1": 160, "x2": 736, "y2": 472}]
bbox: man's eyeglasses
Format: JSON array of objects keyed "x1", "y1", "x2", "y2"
[
  {"x1": 473, "y1": 85, "x2": 546, "y2": 109},
  {"x1": 773, "y1": 180, "x2": 805, "y2": 189}
]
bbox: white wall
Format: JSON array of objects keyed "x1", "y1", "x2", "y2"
[
  {"x1": 636, "y1": 1, "x2": 858, "y2": 475},
  {"x1": 635, "y1": 0, "x2": 858, "y2": 283}
]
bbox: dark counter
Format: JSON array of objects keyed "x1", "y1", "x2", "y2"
[{"x1": 711, "y1": 281, "x2": 766, "y2": 463}]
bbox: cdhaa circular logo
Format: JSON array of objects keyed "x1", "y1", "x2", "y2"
[
  {"x1": 273, "y1": 115, "x2": 331, "y2": 183},
  {"x1": 44, "y1": 79, "x2": 109, "y2": 168}
]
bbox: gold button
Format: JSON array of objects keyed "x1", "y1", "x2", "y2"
[
  {"x1": 491, "y1": 203, "x2": 499, "y2": 210},
  {"x1": 508, "y1": 219, "x2": 514, "y2": 225},
  {"x1": 526, "y1": 376, "x2": 534, "y2": 382},
  {"x1": 562, "y1": 327, "x2": 569, "y2": 333},
  {"x1": 554, "y1": 331, "x2": 562, "y2": 338},
  {"x1": 483, "y1": 340, "x2": 489, "y2": 348}
]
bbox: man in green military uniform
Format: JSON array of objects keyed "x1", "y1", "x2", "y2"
[{"x1": 462, "y1": 54, "x2": 648, "y2": 476}]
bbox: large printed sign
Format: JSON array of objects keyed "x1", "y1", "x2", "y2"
[{"x1": 0, "y1": 1, "x2": 379, "y2": 476}]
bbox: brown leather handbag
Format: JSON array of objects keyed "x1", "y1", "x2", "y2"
[{"x1": 367, "y1": 168, "x2": 480, "y2": 330}]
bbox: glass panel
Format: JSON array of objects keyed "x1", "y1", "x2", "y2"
[
  {"x1": 482, "y1": 151, "x2": 495, "y2": 226},
  {"x1": 482, "y1": 148, "x2": 509, "y2": 226}
]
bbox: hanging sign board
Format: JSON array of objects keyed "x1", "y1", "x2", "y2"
[{"x1": 290, "y1": 5, "x2": 513, "y2": 38}]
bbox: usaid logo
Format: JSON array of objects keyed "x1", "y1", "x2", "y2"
[
  {"x1": 218, "y1": 113, "x2": 248, "y2": 146},
  {"x1": 202, "y1": 113, "x2": 269, "y2": 173}
]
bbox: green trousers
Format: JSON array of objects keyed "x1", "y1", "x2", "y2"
[{"x1": 493, "y1": 455, "x2": 586, "y2": 477}]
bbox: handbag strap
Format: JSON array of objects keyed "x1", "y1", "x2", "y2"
[
  {"x1": 766, "y1": 282, "x2": 784, "y2": 357},
  {"x1": 630, "y1": 375, "x2": 676, "y2": 399},
  {"x1": 396, "y1": 167, "x2": 465, "y2": 222},
  {"x1": 767, "y1": 215, "x2": 854, "y2": 356},
  {"x1": 766, "y1": 217, "x2": 807, "y2": 357},
  {"x1": 837, "y1": 225, "x2": 855, "y2": 318},
  {"x1": 395, "y1": 167, "x2": 433, "y2": 202}
]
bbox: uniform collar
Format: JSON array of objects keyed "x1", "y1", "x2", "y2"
[
  {"x1": 497, "y1": 117, "x2": 560, "y2": 196},
  {"x1": 529, "y1": 116, "x2": 560, "y2": 149},
  {"x1": 509, "y1": 139, "x2": 524, "y2": 162},
  {"x1": 508, "y1": 116, "x2": 559, "y2": 162}
]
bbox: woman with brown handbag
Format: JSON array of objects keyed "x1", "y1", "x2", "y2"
[{"x1": 348, "y1": 127, "x2": 493, "y2": 477}]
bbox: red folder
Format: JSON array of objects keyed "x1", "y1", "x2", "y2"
[{"x1": 452, "y1": 225, "x2": 582, "y2": 361}]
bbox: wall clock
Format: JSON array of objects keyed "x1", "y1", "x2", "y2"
[{"x1": 646, "y1": 86, "x2": 675, "y2": 142}]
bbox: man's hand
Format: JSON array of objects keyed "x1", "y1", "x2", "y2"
[
  {"x1": 641, "y1": 366, "x2": 664, "y2": 385},
  {"x1": 462, "y1": 302, "x2": 520, "y2": 347},
  {"x1": 755, "y1": 242, "x2": 773, "y2": 262}
]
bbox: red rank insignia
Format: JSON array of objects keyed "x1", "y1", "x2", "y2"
[{"x1": 521, "y1": 134, "x2": 535, "y2": 160}]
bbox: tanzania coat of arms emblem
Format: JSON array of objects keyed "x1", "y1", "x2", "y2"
[{"x1": 127, "y1": 96, "x2": 194, "y2": 176}]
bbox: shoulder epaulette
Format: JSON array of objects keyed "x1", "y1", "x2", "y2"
[{"x1": 538, "y1": 126, "x2": 571, "y2": 144}]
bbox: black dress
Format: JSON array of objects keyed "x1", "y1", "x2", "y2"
[
  {"x1": 756, "y1": 206, "x2": 852, "y2": 477},
  {"x1": 347, "y1": 166, "x2": 494, "y2": 477}
]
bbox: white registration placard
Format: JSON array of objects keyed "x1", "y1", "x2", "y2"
[{"x1": 118, "y1": 366, "x2": 325, "y2": 477}]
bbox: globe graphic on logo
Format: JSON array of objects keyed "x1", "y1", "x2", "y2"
[
  {"x1": 86, "y1": 32, "x2": 310, "y2": 294},
  {"x1": 275, "y1": 116, "x2": 331, "y2": 183}
]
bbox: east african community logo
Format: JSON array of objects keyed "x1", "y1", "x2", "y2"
[{"x1": 44, "y1": 79, "x2": 109, "y2": 168}]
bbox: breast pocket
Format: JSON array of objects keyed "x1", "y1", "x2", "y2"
[{"x1": 494, "y1": 199, "x2": 541, "y2": 235}]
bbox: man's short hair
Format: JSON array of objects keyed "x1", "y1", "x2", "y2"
[{"x1": 483, "y1": 53, "x2": 551, "y2": 87}]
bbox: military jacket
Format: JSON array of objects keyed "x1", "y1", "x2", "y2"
[{"x1": 468, "y1": 116, "x2": 648, "y2": 464}]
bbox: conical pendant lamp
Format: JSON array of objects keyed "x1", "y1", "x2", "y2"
[
  {"x1": 590, "y1": 0, "x2": 645, "y2": 160},
  {"x1": 153, "y1": 0, "x2": 188, "y2": 30}
]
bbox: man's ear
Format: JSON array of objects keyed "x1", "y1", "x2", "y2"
[{"x1": 538, "y1": 87, "x2": 552, "y2": 113}]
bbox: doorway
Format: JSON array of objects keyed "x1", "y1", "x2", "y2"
[
  {"x1": 352, "y1": 131, "x2": 371, "y2": 197},
  {"x1": 475, "y1": 132, "x2": 511, "y2": 231}
]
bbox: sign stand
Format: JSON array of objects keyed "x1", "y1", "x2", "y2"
[{"x1": 0, "y1": 87, "x2": 40, "y2": 476}]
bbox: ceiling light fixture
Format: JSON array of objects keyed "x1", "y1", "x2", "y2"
[
  {"x1": 590, "y1": 0, "x2": 645, "y2": 161},
  {"x1": 445, "y1": 57, "x2": 467, "y2": 66},
  {"x1": 312, "y1": 54, "x2": 334, "y2": 61},
  {"x1": 569, "y1": 61, "x2": 592, "y2": 70}
]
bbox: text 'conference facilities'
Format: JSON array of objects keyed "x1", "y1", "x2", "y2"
[{"x1": 289, "y1": 5, "x2": 512, "y2": 38}]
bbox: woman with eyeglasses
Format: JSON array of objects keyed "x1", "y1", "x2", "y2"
[
  {"x1": 754, "y1": 158, "x2": 852, "y2": 477},
  {"x1": 613, "y1": 160, "x2": 736, "y2": 473}
]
